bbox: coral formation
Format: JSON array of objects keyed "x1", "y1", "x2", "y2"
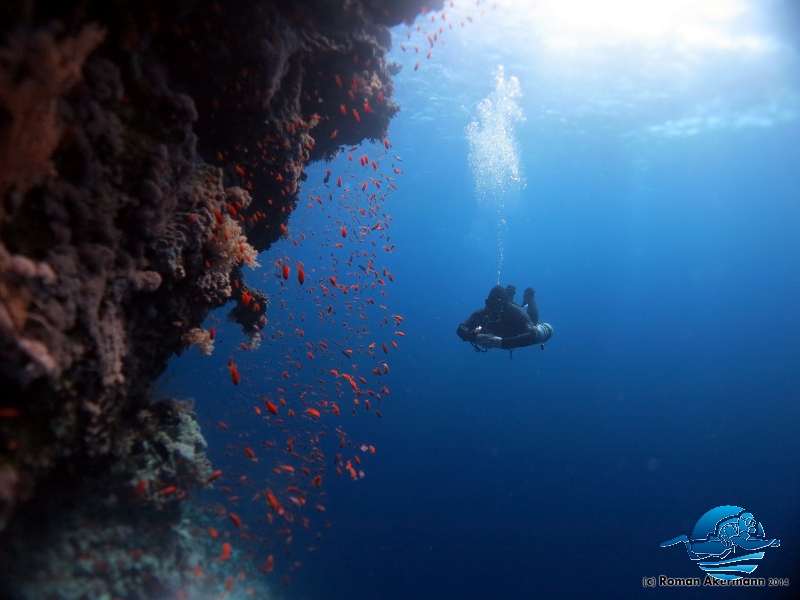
[
  {"x1": 0, "y1": 0, "x2": 438, "y2": 596},
  {"x1": 181, "y1": 327, "x2": 214, "y2": 356},
  {"x1": 0, "y1": 400, "x2": 254, "y2": 599}
]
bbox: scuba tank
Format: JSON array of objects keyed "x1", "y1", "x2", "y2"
[{"x1": 534, "y1": 323, "x2": 553, "y2": 347}]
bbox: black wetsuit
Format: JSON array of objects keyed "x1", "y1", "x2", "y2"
[{"x1": 456, "y1": 303, "x2": 539, "y2": 350}]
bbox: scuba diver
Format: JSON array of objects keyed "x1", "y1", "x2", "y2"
[{"x1": 456, "y1": 285, "x2": 553, "y2": 355}]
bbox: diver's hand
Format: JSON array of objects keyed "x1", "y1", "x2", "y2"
[{"x1": 476, "y1": 334, "x2": 502, "y2": 348}]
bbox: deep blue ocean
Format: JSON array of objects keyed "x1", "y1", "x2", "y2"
[{"x1": 163, "y1": 2, "x2": 800, "y2": 598}]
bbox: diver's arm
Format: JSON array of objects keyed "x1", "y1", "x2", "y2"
[
  {"x1": 499, "y1": 306, "x2": 538, "y2": 349},
  {"x1": 457, "y1": 323, "x2": 477, "y2": 342},
  {"x1": 500, "y1": 330, "x2": 537, "y2": 349},
  {"x1": 735, "y1": 537, "x2": 780, "y2": 551},
  {"x1": 457, "y1": 310, "x2": 483, "y2": 342}
]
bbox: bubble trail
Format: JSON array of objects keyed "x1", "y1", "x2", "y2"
[{"x1": 466, "y1": 66, "x2": 524, "y2": 282}]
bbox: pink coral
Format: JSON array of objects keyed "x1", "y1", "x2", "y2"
[{"x1": 0, "y1": 24, "x2": 105, "y2": 202}]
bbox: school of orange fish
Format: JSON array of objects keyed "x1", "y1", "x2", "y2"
[
  {"x1": 136, "y1": 1, "x2": 490, "y2": 594},
  {"x1": 193, "y1": 136, "x2": 403, "y2": 587}
]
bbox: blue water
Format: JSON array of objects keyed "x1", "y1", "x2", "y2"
[{"x1": 164, "y1": 2, "x2": 800, "y2": 598}]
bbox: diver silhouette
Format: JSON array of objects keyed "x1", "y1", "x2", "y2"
[
  {"x1": 457, "y1": 285, "x2": 552, "y2": 354},
  {"x1": 661, "y1": 511, "x2": 780, "y2": 561}
]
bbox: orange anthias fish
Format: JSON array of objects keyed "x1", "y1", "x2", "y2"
[
  {"x1": 282, "y1": 264, "x2": 290, "y2": 280},
  {"x1": 297, "y1": 266, "x2": 305, "y2": 285},
  {"x1": 229, "y1": 364, "x2": 240, "y2": 386},
  {"x1": 219, "y1": 542, "x2": 231, "y2": 561},
  {"x1": 266, "y1": 489, "x2": 282, "y2": 512},
  {"x1": 305, "y1": 408, "x2": 321, "y2": 419}
]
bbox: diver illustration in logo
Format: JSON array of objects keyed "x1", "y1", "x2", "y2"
[{"x1": 661, "y1": 506, "x2": 780, "y2": 580}]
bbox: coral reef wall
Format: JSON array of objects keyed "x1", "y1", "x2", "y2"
[{"x1": 0, "y1": 0, "x2": 437, "y2": 595}]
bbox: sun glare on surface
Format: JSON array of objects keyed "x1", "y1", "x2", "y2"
[{"x1": 504, "y1": 0, "x2": 774, "y2": 55}]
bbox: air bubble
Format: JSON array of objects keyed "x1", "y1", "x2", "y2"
[{"x1": 466, "y1": 66, "x2": 525, "y2": 282}]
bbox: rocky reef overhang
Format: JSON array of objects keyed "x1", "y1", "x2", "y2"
[{"x1": 0, "y1": 0, "x2": 440, "y2": 595}]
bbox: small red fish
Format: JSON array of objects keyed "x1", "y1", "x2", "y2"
[
  {"x1": 219, "y1": 542, "x2": 231, "y2": 561},
  {"x1": 282, "y1": 264, "x2": 290, "y2": 280},
  {"x1": 244, "y1": 446, "x2": 255, "y2": 459},
  {"x1": 305, "y1": 408, "x2": 321, "y2": 418},
  {"x1": 266, "y1": 490, "x2": 281, "y2": 512},
  {"x1": 341, "y1": 226, "x2": 347, "y2": 238},
  {"x1": 229, "y1": 365, "x2": 240, "y2": 386},
  {"x1": 206, "y1": 470, "x2": 222, "y2": 484},
  {"x1": 209, "y1": 326, "x2": 215, "y2": 341},
  {"x1": 298, "y1": 266, "x2": 305, "y2": 285},
  {"x1": 265, "y1": 399, "x2": 279, "y2": 415},
  {"x1": 229, "y1": 513, "x2": 242, "y2": 529},
  {"x1": 159, "y1": 485, "x2": 177, "y2": 497}
]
